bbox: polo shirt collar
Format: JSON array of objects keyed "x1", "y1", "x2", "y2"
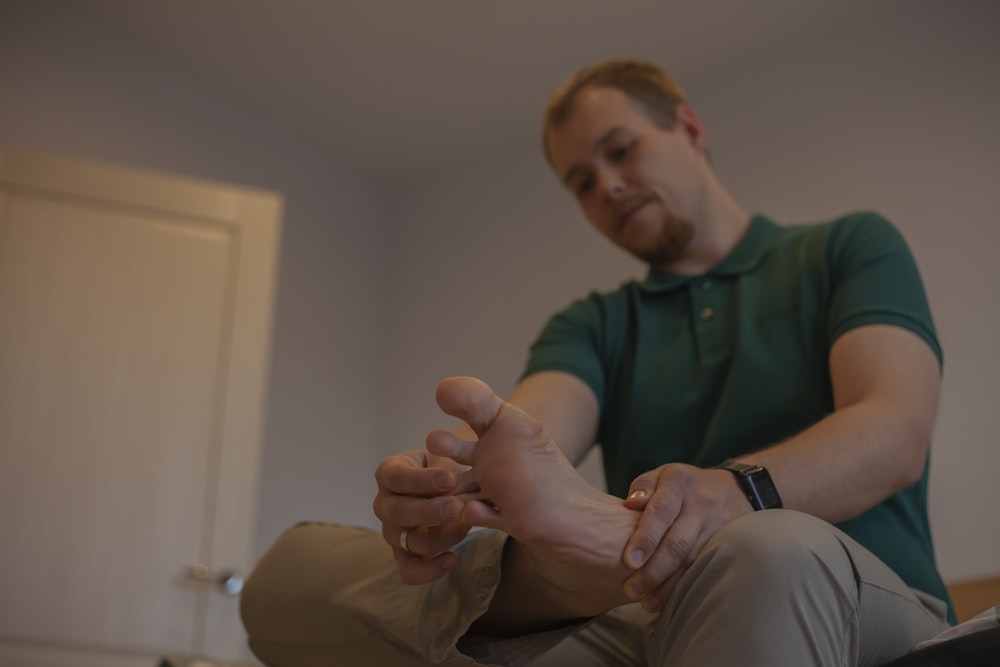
[{"x1": 639, "y1": 214, "x2": 781, "y2": 293}]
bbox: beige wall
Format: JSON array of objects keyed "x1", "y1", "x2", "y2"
[{"x1": 2, "y1": 0, "x2": 997, "y2": 583}]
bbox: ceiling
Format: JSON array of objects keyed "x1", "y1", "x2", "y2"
[{"x1": 67, "y1": 0, "x2": 874, "y2": 185}]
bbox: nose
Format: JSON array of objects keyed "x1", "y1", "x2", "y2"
[{"x1": 598, "y1": 170, "x2": 625, "y2": 200}]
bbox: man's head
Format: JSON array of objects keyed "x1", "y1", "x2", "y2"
[
  {"x1": 543, "y1": 59, "x2": 688, "y2": 163},
  {"x1": 543, "y1": 60, "x2": 714, "y2": 271}
]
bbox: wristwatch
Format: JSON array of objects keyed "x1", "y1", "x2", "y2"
[{"x1": 715, "y1": 460, "x2": 783, "y2": 511}]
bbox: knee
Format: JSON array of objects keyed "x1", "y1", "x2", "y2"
[
  {"x1": 698, "y1": 510, "x2": 855, "y2": 591},
  {"x1": 240, "y1": 523, "x2": 389, "y2": 646}
]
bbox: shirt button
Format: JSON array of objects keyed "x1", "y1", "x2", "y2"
[
  {"x1": 700, "y1": 307, "x2": 715, "y2": 321},
  {"x1": 701, "y1": 279, "x2": 712, "y2": 290}
]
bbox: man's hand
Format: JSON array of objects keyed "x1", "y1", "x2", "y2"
[
  {"x1": 372, "y1": 371, "x2": 602, "y2": 588},
  {"x1": 372, "y1": 449, "x2": 473, "y2": 584},
  {"x1": 620, "y1": 463, "x2": 752, "y2": 611}
]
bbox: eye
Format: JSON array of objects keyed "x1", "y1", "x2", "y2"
[
  {"x1": 575, "y1": 177, "x2": 595, "y2": 197},
  {"x1": 608, "y1": 140, "x2": 634, "y2": 162}
]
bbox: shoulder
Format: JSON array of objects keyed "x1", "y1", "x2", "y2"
[
  {"x1": 763, "y1": 211, "x2": 911, "y2": 272},
  {"x1": 770, "y1": 210, "x2": 900, "y2": 242}
]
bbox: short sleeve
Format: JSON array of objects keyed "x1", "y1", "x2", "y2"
[
  {"x1": 520, "y1": 294, "x2": 609, "y2": 407},
  {"x1": 826, "y1": 212, "x2": 942, "y2": 366}
]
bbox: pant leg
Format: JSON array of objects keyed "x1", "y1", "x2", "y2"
[
  {"x1": 240, "y1": 522, "x2": 507, "y2": 666},
  {"x1": 648, "y1": 510, "x2": 950, "y2": 667},
  {"x1": 240, "y1": 522, "x2": 619, "y2": 667},
  {"x1": 524, "y1": 604, "x2": 651, "y2": 667}
]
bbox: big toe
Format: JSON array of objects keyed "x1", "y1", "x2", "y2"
[{"x1": 435, "y1": 377, "x2": 504, "y2": 432}]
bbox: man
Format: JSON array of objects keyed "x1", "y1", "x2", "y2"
[{"x1": 241, "y1": 60, "x2": 952, "y2": 666}]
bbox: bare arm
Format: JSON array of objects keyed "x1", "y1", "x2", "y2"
[
  {"x1": 731, "y1": 323, "x2": 940, "y2": 521},
  {"x1": 621, "y1": 323, "x2": 941, "y2": 608}
]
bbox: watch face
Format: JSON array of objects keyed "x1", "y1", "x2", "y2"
[
  {"x1": 746, "y1": 470, "x2": 783, "y2": 510},
  {"x1": 716, "y1": 461, "x2": 783, "y2": 510},
  {"x1": 753, "y1": 480, "x2": 782, "y2": 509}
]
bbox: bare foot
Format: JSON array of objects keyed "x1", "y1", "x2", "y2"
[{"x1": 426, "y1": 377, "x2": 638, "y2": 623}]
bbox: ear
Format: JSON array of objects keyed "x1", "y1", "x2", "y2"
[{"x1": 674, "y1": 105, "x2": 709, "y2": 157}]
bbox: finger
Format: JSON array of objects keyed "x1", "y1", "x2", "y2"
[
  {"x1": 425, "y1": 429, "x2": 477, "y2": 466},
  {"x1": 452, "y1": 468, "x2": 481, "y2": 496},
  {"x1": 625, "y1": 503, "x2": 714, "y2": 603},
  {"x1": 375, "y1": 452, "x2": 459, "y2": 495},
  {"x1": 392, "y1": 547, "x2": 459, "y2": 585},
  {"x1": 623, "y1": 470, "x2": 658, "y2": 510},
  {"x1": 435, "y1": 377, "x2": 506, "y2": 438},
  {"x1": 373, "y1": 491, "x2": 463, "y2": 528},
  {"x1": 425, "y1": 521, "x2": 472, "y2": 555},
  {"x1": 623, "y1": 488, "x2": 682, "y2": 569},
  {"x1": 391, "y1": 521, "x2": 471, "y2": 558}
]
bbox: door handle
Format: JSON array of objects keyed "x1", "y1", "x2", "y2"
[{"x1": 183, "y1": 563, "x2": 245, "y2": 596}]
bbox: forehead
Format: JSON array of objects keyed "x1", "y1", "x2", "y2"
[{"x1": 546, "y1": 86, "x2": 658, "y2": 175}]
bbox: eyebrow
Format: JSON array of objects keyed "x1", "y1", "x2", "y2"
[{"x1": 561, "y1": 126, "x2": 626, "y2": 186}]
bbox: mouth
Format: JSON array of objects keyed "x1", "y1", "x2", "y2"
[{"x1": 616, "y1": 199, "x2": 649, "y2": 230}]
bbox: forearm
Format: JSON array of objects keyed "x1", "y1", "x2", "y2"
[
  {"x1": 735, "y1": 325, "x2": 940, "y2": 524},
  {"x1": 737, "y1": 398, "x2": 932, "y2": 524}
]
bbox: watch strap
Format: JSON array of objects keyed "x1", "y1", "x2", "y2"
[{"x1": 714, "y1": 460, "x2": 783, "y2": 511}]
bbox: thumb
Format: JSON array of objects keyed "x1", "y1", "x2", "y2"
[
  {"x1": 435, "y1": 377, "x2": 505, "y2": 439},
  {"x1": 623, "y1": 470, "x2": 657, "y2": 509}
]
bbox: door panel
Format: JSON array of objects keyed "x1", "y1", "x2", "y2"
[{"x1": 0, "y1": 148, "x2": 281, "y2": 665}]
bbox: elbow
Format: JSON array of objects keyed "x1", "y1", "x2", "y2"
[
  {"x1": 893, "y1": 428, "x2": 933, "y2": 491},
  {"x1": 875, "y1": 395, "x2": 936, "y2": 492}
]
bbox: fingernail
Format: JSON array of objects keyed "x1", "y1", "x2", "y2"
[
  {"x1": 626, "y1": 582, "x2": 646, "y2": 599},
  {"x1": 441, "y1": 501, "x2": 458, "y2": 521},
  {"x1": 627, "y1": 548, "x2": 646, "y2": 568},
  {"x1": 627, "y1": 489, "x2": 647, "y2": 500}
]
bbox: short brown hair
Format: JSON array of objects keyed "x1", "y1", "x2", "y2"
[{"x1": 543, "y1": 59, "x2": 688, "y2": 159}]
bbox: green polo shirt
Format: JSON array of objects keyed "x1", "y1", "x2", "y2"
[{"x1": 522, "y1": 210, "x2": 950, "y2": 609}]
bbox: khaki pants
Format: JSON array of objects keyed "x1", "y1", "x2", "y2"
[{"x1": 240, "y1": 510, "x2": 949, "y2": 666}]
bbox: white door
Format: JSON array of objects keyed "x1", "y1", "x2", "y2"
[{"x1": 0, "y1": 147, "x2": 281, "y2": 666}]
